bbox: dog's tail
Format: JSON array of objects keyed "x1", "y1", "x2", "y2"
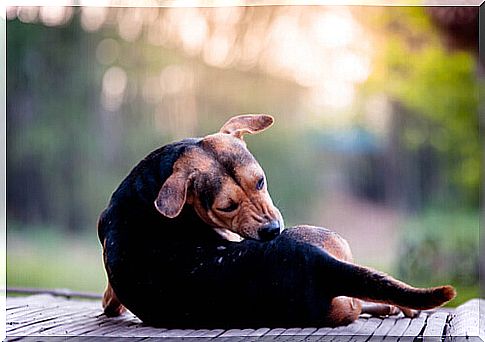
[{"x1": 325, "y1": 256, "x2": 456, "y2": 310}]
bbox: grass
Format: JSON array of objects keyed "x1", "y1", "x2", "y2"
[{"x1": 8, "y1": 227, "x2": 106, "y2": 294}]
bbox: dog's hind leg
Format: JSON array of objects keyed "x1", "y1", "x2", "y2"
[
  {"x1": 102, "y1": 282, "x2": 126, "y2": 317},
  {"x1": 285, "y1": 226, "x2": 364, "y2": 325},
  {"x1": 285, "y1": 226, "x2": 423, "y2": 320},
  {"x1": 324, "y1": 296, "x2": 362, "y2": 327}
]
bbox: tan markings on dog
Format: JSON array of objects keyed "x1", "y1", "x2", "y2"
[
  {"x1": 102, "y1": 282, "x2": 126, "y2": 317},
  {"x1": 199, "y1": 134, "x2": 283, "y2": 239},
  {"x1": 318, "y1": 231, "x2": 353, "y2": 262},
  {"x1": 219, "y1": 114, "x2": 274, "y2": 140},
  {"x1": 325, "y1": 296, "x2": 362, "y2": 327},
  {"x1": 285, "y1": 225, "x2": 353, "y2": 262},
  {"x1": 154, "y1": 114, "x2": 284, "y2": 240},
  {"x1": 202, "y1": 132, "x2": 250, "y2": 154},
  {"x1": 191, "y1": 164, "x2": 283, "y2": 240},
  {"x1": 155, "y1": 148, "x2": 214, "y2": 218}
]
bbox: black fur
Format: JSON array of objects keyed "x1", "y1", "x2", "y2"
[
  {"x1": 99, "y1": 139, "x2": 450, "y2": 328},
  {"x1": 98, "y1": 139, "x2": 345, "y2": 328}
]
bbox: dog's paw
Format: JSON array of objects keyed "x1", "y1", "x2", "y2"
[
  {"x1": 388, "y1": 305, "x2": 401, "y2": 316},
  {"x1": 102, "y1": 283, "x2": 127, "y2": 317},
  {"x1": 103, "y1": 302, "x2": 127, "y2": 317},
  {"x1": 398, "y1": 306, "x2": 420, "y2": 318}
]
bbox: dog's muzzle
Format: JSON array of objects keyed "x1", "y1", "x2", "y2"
[{"x1": 258, "y1": 220, "x2": 282, "y2": 241}]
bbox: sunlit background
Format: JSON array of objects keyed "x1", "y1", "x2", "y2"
[{"x1": 6, "y1": 5, "x2": 481, "y2": 306}]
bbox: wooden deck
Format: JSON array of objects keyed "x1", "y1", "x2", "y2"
[{"x1": 6, "y1": 295, "x2": 484, "y2": 341}]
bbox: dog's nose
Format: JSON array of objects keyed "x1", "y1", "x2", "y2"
[{"x1": 258, "y1": 220, "x2": 281, "y2": 241}]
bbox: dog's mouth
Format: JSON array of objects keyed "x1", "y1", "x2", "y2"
[
  {"x1": 212, "y1": 227, "x2": 245, "y2": 242},
  {"x1": 211, "y1": 219, "x2": 284, "y2": 242}
]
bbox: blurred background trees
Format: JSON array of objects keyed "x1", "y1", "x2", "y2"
[{"x1": 6, "y1": 5, "x2": 480, "y2": 305}]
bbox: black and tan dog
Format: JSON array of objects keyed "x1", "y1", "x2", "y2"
[{"x1": 98, "y1": 114, "x2": 455, "y2": 328}]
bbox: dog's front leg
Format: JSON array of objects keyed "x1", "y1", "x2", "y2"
[{"x1": 102, "y1": 282, "x2": 126, "y2": 317}]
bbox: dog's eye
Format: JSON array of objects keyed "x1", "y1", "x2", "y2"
[
  {"x1": 217, "y1": 202, "x2": 239, "y2": 213},
  {"x1": 256, "y1": 177, "x2": 265, "y2": 191}
]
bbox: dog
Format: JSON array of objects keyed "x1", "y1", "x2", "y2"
[{"x1": 98, "y1": 114, "x2": 456, "y2": 328}]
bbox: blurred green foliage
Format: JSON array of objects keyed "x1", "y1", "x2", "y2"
[
  {"x1": 247, "y1": 129, "x2": 320, "y2": 226},
  {"x1": 396, "y1": 209, "x2": 479, "y2": 306},
  {"x1": 358, "y1": 7, "x2": 480, "y2": 304},
  {"x1": 363, "y1": 7, "x2": 480, "y2": 207}
]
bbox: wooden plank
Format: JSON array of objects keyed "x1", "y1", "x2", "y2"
[
  {"x1": 366, "y1": 317, "x2": 398, "y2": 341},
  {"x1": 7, "y1": 308, "x2": 47, "y2": 326},
  {"x1": 6, "y1": 295, "x2": 484, "y2": 339},
  {"x1": 382, "y1": 317, "x2": 411, "y2": 340},
  {"x1": 183, "y1": 328, "x2": 212, "y2": 337},
  {"x1": 248, "y1": 327, "x2": 271, "y2": 337},
  {"x1": 112, "y1": 324, "x2": 169, "y2": 338},
  {"x1": 294, "y1": 327, "x2": 318, "y2": 335},
  {"x1": 311, "y1": 326, "x2": 335, "y2": 335},
  {"x1": 8, "y1": 298, "x2": 99, "y2": 322},
  {"x1": 254, "y1": 328, "x2": 290, "y2": 342},
  {"x1": 82, "y1": 319, "x2": 140, "y2": 336},
  {"x1": 329, "y1": 318, "x2": 366, "y2": 336},
  {"x1": 155, "y1": 327, "x2": 216, "y2": 342},
  {"x1": 346, "y1": 317, "x2": 384, "y2": 342},
  {"x1": 66, "y1": 317, "x2": 130, "y2": 336},
  {"x1": 151, "y1": 328, "x2": 196, "y2": 338},
  {"x1": 278, "y1": 327, "x2": 303, "y2": 336},
  {"x1": 219, "y1": 327, "x2": 270, "y2": 342},
  {"x1": 216, "y1": 328, "x2": 259, "y2": 342},
  {"x1": 6, "y1": 338, "x2": 78, "y2": 342},
  {"x1": 219, "y1": 328, "x2": 256, "y2": 337},
  {"x1": 323, "y1": 318, "x2": 378, "y2": 342},
  {"x1": 40, "y1": 311, "x2": 135, "y2": 335},
  {"x1": 92, "y1": 325, "x2": 153, "y2": 338},
  {"x1": 8, "y1": 307, "x2": 96, "y2": 335},
  {"x1": 422, "y1": 311, "x2": 449, "y2": 339},
  {"x1": 304, "y1": 334, "x2": 335, "y2": 342},
  {"x1": 332, "y1": 333, "x2": 363, "y2": 342},
  {"x1": 7, "y1": 299, "x2": 98, "y2": 327},
  {"x1": 64, "y1": 316, "x2": 134, "y2": 336},
  {"x1": 271, "y1": 327, "x2": 318, "y2": 342},
  {"x1": 8, "y1": 299, "x2": 127, "y2": 336},
  {"x1": 263, "y1": 328, "x2": 288, "y2": 336},
  {"x1": 7, "y1": 302, "x2": 97, "y2": 327},
  {"x1": 15, "y1": 312, "x2": 101, "y2": 336},
  {"x1": 6, "y1": 304, "x2": 30, "y2": 312},
  {"x1": 293, "y1": 327, "x2": 318, "y2": 341},
  {"x1": 448, "y1": 298, "x2": 483, "y2": 339},
  {"x1": 399, "y1": 312, "x2": 428, "y2": 342},
  {"x1": 7, "y1": 301, "x2": 96, "y2": 325}
]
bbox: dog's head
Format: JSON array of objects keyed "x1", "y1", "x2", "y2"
[{"x1": 154, "y1": 114, "x2": 284, "y2": 241}]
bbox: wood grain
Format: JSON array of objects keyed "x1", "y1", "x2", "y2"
[{"x1": 6, "y1": 295, "x2": 482, "y2": 340}]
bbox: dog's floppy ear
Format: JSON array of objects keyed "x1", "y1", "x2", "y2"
[
  {"x1": 220, "y1": 114, "x2": 274, "y2": 140},
  {"x1": 155, "y1": 169, "x2": 193, "y2": 218}
]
